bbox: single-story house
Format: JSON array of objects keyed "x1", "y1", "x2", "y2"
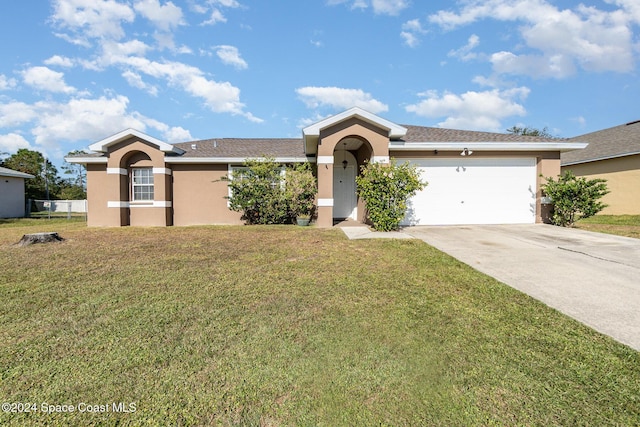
[
  {"x1": 562, "y1": 120, "x2": 640, "y2": 215},
  {"x1": 0, "y1": 166, "x2": 34, "y2": 218},
  {"x1": 66, "y1": 107, "x2": 587, "y2": 227}
]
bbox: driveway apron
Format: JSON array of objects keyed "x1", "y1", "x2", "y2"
[{"x1": 405, "y1": 224, "x2": 640, "y2": 351}]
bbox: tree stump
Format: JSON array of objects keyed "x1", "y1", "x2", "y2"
[{"x1": 16, "y1": 232, "x2": 65, "y2": 246}]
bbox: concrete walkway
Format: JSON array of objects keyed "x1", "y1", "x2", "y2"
[
  {"x1": 405, "y1": 224, "x2": 640, "y2": 351},
  {"x1": 340, "y1": 226, "x2": 415, "y2": 240}
]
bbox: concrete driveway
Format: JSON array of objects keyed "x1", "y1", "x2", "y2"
[{"x1": 404, "y1": 224, "x2": 640, "y2": 351}]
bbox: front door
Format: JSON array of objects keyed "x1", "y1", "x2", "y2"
[{"x1": 333, "y1": 152, "x2": 357, "y2": 219}]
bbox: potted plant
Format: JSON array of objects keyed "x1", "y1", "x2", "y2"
[
  {"x1": 285, "y1": 163, "x2": 316, "y2": 226},
  {"x1": 296, "y1": 213, "x2": 311, "y2": 226}
]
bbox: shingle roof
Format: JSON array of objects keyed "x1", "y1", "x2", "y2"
[
  {"x1": 67, "y1": 123, "x2": 579, "y2": 163},
  {"x1": 171, "y1": 138, "x2": 306, "y2": 158},
  {"x1": 0, "y1": 166, "x2": 34, "y2": 179},
  {"x1": 562, "y1": 120, "x2": 640, "y2": 165},
  {"x1": 401, "y1": 125, "x2": 563, "y2": 143}
]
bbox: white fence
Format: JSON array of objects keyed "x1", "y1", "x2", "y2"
[{"x1": 32, "y1": 199, "x2": 88, "y2": 219}]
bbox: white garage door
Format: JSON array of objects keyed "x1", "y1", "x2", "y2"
[{"x1": 403, "y1": 158, "x2": 537, "y2": 225}]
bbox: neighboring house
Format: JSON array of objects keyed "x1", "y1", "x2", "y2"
[
  {"x1": 66, "y1": 107, "x2": 587, "y2": 227},
  {"x1": 0, "y1": 166, "x2": 34, "y2": 218},
  {"x1": 562, "y1": 120, "x2": 640, "y2": 215}
]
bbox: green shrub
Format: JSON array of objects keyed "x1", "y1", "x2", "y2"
[
  {"x1": 356, "y1": 159, "x2": 426, "y2": 231},
  {"x1": 541, "y1": 170, "x2": 609, "y2": 227},
  {"x1": 285, "y1": 163, "x2": 317, "y2": 218},
  {"x1": 225, "y1": 158, "x2": 317, "y2": 224}
]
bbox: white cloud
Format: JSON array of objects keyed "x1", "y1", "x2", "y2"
[
  {"x1": 21, "y1": 66, "x2": 76, "y2": 94},
  {"x1": 490, "y1": 51, "x2": 576, "y2": 79},
  {"x1": 0, "y1": 94, "x2": 195, "y2": 153},
  {"x1": 429, "y1": 0, "x2": 638, "y2": 77},
  {"x1": 371, "y1": 0, "x2": 409, "y2": 16},
  {"x1": 0, "y1": 133, "x2": 33, "y2": 153},
  {"x1": 296, "y1": 86, "x2": 388, "y2": 114},
  {"x1": 122, "y1": 70, "x2": 159, "y2": 96},
  {"x1": 44, "y1": 55, "x2": 75, "y2": 68},
  {"x1": 405, "y1": 87, "x2": 530, "y2": 132},
  {"x1": 202, "y1": 8, "x2": 226, "y2": 25},
  {"x1": 116, "y1": 57, "x2": 260, "y2": 121},
  {"x1": 162, "y1": 126, "x2": 193, "y2": 143},
  {"x1": 448, "y1": 34, "x2": 480, "y2": 61},
  {"x1": 30, "y1": 96, "x2": 147, "y2": 148},
  {"x1": 79, "y1": 39, "x2": 258, "y2": 121},
  {"x1": 134, "y1": 0, "x2": 184, "y2": 32},
  {"x1": 401, "y1": 19, "x2": 427, "y2": 48},
  {"x1": 0, "y1": 75, "x2": 17, "y2": 91},
  {"x1": 51, "y1": 0, "x2": 135, "y2": 42},
  {"x1": 0, "y1": 102, "x2": 37, "y2": 128},
  {"x1": 327, "y1": 0, "x2": 407, "y2": 15},
  {"x1": 198, "y1": 0, "x2": 242, "y2": 25},
  {"x1": 214, "y1": 45, "x2": 248, "y2": 70},
  {"x1": 140, "y1": 116, "x2": 193, "y2": 142},
  {"x1": 210, "y1": 0, "x2": 241, "y2": 7},
  {"x1": 98, "y1": 40, "x2": 152, "y2": 67},
  {"x1": 134, "y1": 0, "x2": 185, "y2": 50}
]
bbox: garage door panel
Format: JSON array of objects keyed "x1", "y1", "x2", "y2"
[{"x1": 402, "y1": 158, "x2": 536, "y2": 225}]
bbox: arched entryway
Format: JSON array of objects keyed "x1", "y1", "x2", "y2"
[
  {"x1": 304, "y1": 107, "x2": 401, "y2": 227},
  {"x1": 332, "y1": 136, "x2": 373, "y2": 222}
]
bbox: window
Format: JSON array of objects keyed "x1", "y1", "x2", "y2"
[{"x1": 132, "y1": 168, "x2": 154, "y2": 201}]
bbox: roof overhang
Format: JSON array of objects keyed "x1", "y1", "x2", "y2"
[
  {"x1": 0, "y1": 168, "x2": 35, "y2": 179},
  {"x1": 389, "y1": 141, "x2": 589, "y2": 152},
  {"x1": 88, "y1": 129, "x2": 185, "y2": 155},
  {"x1": 562, "y1": 150, "x2": 640, "y2": 166},
  {"x1": 165, "y1": 156, "x2": 313, "y2": 164},
  {"x1": 302, "y1": 107, "x2": 407, "y2": 155},
  {"x1": 64, "y1": 156, "x2": 108, "y2": 164}
]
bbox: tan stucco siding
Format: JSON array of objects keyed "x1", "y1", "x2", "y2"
[
  {"x1": 316, "y1": 118, "x2": 391, "y2": 227},
  {"x1": 86, "y1": 138, "x2": 174, "y2": 226},
  {"x1": 562, "y1": 154, "x2": 640, "y2": 214},
  {"x1": 86, "y1": 164, "x2": 123, "y2": 227},
  {"x1": 172, "y1": 164, "x2": 242, "y2": 226},
  {"x1": 0, "y1": 177, "x2": 26, "y2": 218}
]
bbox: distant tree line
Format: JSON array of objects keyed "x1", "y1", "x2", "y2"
[{"x1": 0, "y1": 149, "x2": 86, "y2": 200}]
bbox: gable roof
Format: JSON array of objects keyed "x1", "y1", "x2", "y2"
[
  {"x1": 89, "y1": 128, "x2": 185, "y2": 155},
  {"x1": 562, "y1": 120, "x2": 640, "y2": 166},
  {"x1": 66, "y1": 108, "x2": 591, "y2": 165},
  {"x1": 0, "y1": 166, "x2": 34, "y2": 179},
  {"x1": 303, "y1": 107, "x2": 407, "y2": 139},
  {"x1": 302, "y1": 107, "x2": 407, "y2": 155}
]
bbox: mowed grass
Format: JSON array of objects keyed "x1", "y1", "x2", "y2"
[
  {"x1": 576, "y1": 215, "x2": 640, "y2": 238},
  {"x1": 1, "y1": 221, "x2": 639, "y2": 426}
]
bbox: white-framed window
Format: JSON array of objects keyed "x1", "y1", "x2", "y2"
[
  {"x1": 228, "y1": 165, "x2": 285, "y2": 186},
  {"x1": 227, "y1": 165, "x2": 286, "y2": 202},
  {"x1": 132, "y1": 168, "x2": 154, "y2": 201}
]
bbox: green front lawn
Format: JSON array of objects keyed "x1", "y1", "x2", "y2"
[
  {"x1": 1, "y1": 221, "x2": 638, "y2": 426},
  {"x1": 576, "y1": 215, "x2": 640, "y2": 238}
]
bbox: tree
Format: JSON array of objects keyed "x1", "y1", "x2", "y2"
[
  {"x1": 506, "y1": 125, "x2": 555, "y2": 138},
  {"x1": 356, "y1": 159, "x2": 426, "y2": 231},
  {"x1": 60, "y1": 150, "x2": 87, "y2": 199},
  {"x1": 2, "y1": 149, "x2": 60, "y2": 200},
  {"x1": 541, "y1": 171, "x2": 609, "y2": 227}
]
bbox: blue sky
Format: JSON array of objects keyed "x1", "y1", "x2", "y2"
[{"x1": 0, "y1": 0, "x2": 639, "y2": 168}]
